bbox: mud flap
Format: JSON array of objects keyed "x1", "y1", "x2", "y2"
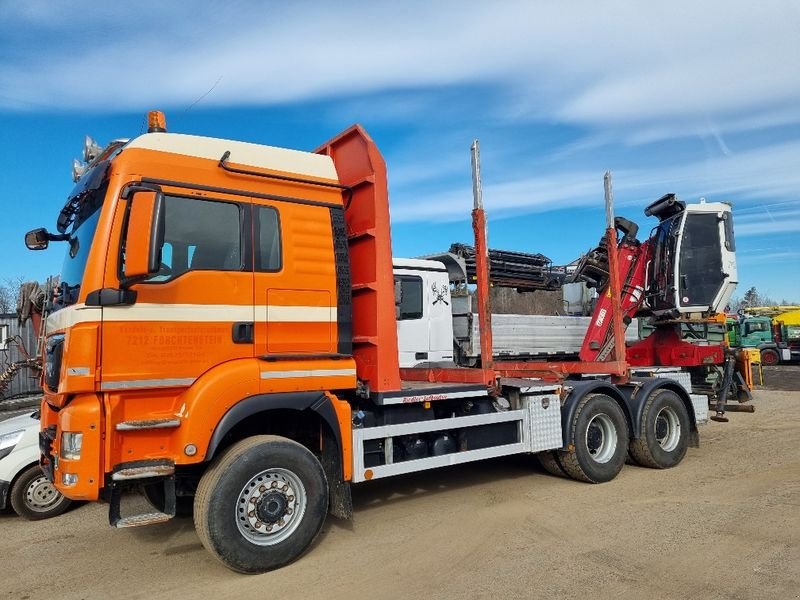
[{"x1": 321, "y1": 425, "x2": 353, "y2": 520}]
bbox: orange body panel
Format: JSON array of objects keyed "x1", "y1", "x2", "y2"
[
  {"x1": 52, "y1": 394, "x2": 103, "y2": 500},
  {"x1": 316, "y1": 126, "x2": 401, "y2": 393},
  {"x1": 327, "y1": 393, "x2": 353, "y2": 481},
  {"x1": 101, "y1": 356, "x2": 356, "y2": 469},
  {"x1": 59, "y1": 323, "x2": 100, "y2": 394}
]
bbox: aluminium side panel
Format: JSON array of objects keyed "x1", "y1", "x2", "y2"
[
  {"x1": 522, "y1": 393, "x2": 563, "y2": 452},
  {"x1": 468, "y1": 314, "x2": 639, "y2": 358},
  {"x1": 690, "y1": 394, "x2": 709, "y2": 424}
]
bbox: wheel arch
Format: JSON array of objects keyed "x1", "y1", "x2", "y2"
[
  {"x1": 205, "y1": 392, "x2": 352, "y2": 519},
  {"x1": 560, "y1": 380, "x2": 631, "y2": 447},
  {"x1": 756, "y1": 343, "x2": 778, "y2": 351},
  {"x1": 207, "y1": 392, "x2": 341, "y2": 461},
  {"x1": 617, "y1": 377, "x2": 698, "y2": 446}
]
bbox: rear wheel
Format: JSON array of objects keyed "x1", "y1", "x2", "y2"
[
  {"x1": 194, "y1": 435, "x2": 328, "y2": 573},
  {"x1": 760, "y1": 348, "x2": 780, "y2": 366},
  {"x1": 629, "y1": 390, "x2": 690, "y2": 469},
  {"x1": 537, "y1": 451, "x2": 567, "y2": 477},
  {"x1": 557, "y1": 394, "x2": 629, "y2": 483},
  {"x1": 10, "y1": 465, "x2": 71, "y2": 520}
]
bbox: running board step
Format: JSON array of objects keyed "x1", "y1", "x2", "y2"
[
  {"x1": 114, "y1": 511, "x2": 173, "y2": 528},
  {"x1": 109, "y1": 474, "x2": 176, "y2": 527},
  {"x1": 116, "y1": 418, "x2": 181, "y2": 431}
]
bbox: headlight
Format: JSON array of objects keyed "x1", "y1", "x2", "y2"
[
  {"x1": 61, "y1": 432, "x2": 83, "y2": 460},
  {"x1": 0, "y1": 429, "x2": 25, "y2": 460}
]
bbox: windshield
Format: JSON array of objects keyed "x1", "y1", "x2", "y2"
[
  {"x1": 60, "y1": 206, "x2": 102, "y2": 291},
  {"x1": 645, "y1": 213, "x2": 681, "y2": 312},
  {"x1": 53, "y1": 172, "x2": 109, "y2": 308}
]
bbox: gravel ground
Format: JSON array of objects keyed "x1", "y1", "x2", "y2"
[
  {"x1": 2, "y1": 388, "x2": 798, "y2": 600},
  {"x1": 762, "y1": 364, "x2": 800, "y2": 391}
]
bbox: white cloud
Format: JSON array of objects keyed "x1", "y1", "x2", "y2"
[
  {"x1": 2, "y1": 1, "x2": 799, "y2": 143},
  {"x1": 738, "y1": 250, "x2": 800, "y2": 266},
  {"x1": 735, "y1": 207, "x2": 800, "y2": 237},
  {"x1": 389, "y1": 139, "x2": 800, "y2": 224}
]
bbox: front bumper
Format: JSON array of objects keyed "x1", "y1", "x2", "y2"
[{"x1": 0, "y1": 479, "x2": 9, "y2": 509}]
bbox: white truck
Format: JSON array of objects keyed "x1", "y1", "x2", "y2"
[{"x1": 393, "y1": 257, "x2": 638, "y2": 368}]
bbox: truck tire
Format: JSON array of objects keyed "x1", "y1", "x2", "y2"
[
  {"x1": 194, "y1": 435, "x2": 328, "y2": 574},
  {"x1": 537, "y1": 451, "x2": 567, "y2": 477},
  {"x1": 760, "y1": 348, "x2": 780, "y2": 366},
  {"x1": 9, "y1": 464, "x2": 72, "y2": 520},
  {"x1": 629, "y1": 390, "x2": 690, "y2": 469},
  {"x1": 557, "y1": 394, "x2": 629, "y2": 483}
]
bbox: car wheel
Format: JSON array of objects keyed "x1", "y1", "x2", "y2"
[{"x1": 10, "y1": 465, "x2": 72, "y2": 520}]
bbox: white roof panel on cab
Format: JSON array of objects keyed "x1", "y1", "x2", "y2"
[
  {"x1": 392, "y1": 258, "x2": 448, "y2": 272},
  {"x1": 125, "y1": 133, "x2": 339, "y2": 181}
]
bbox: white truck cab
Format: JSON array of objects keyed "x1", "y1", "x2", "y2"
[{"x1": 393, "y1": 258, "x2": 455, "y2": 367}]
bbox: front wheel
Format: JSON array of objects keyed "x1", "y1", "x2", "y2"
[
  {"x1": 557, "y1": 394, "x2": 629, "y2": 483},
  {"x1": 10, "y1": 465, "x2": 72, "y2": 520},
  {"x1": 760, "y1": 348, "x2": 780, "y2": 366},
  {"x1": 194, "y1": 435, "x2": 328, "y2": 574}
]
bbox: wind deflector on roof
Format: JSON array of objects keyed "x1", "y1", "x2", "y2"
[{"x1": 217, "y1": 150, "x2": 353, "y2": 206}]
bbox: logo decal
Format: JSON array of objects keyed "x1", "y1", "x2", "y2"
[{"x1": 432, "y1": 283, "x2": 450, "y2": 306}]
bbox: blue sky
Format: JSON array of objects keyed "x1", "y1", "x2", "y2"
[{"x1": 1, "y1": 1, "x2": 798, "y2": 301}]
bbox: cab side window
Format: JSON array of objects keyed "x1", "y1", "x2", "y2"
[
  {"x1": 395, "y1": 275, "x2": 423, "y2": 320},
  {"x1": 745, "y1": 321, "x2": 769, "y2": 334},
  {"x1": 255, "y1": 206, "x2": 281, "y2": 271},
  {"x1": 143, "y1": 195, "x2": 242, "y2": 281}
]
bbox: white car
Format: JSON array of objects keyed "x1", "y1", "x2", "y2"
[{"x1": 0, "y1": 410, "x2": 71, "y2": 520}]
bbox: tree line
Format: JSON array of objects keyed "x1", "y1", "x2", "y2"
[
  {"x1": 728, "y1": 286, "x2": 799, "y2": 312},
  {"x1": 0, "y1": 276, "x2": 25, "y2": 314}
]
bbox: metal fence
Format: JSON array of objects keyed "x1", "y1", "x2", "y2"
[{"x1": 0, "y1": 313, "x2": 41, "y2": 398}]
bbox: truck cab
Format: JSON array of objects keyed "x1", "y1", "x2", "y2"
[
  {"x1": 393, "y1": 259, "x2": 454, "y2": 368},
  {"x1": 739, "y1": 316, "x2": 774, "y2": 347},
  {"x1": 729, "y1": 315, "x2": 792, "y2": 365}
]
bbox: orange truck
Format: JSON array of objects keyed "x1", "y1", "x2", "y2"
[{"x1": 25, "y1": 112, "x2": 742, "y2": 573}]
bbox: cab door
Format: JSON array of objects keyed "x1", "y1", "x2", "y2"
[
  {"x1": 395, "y1": 272, "x2": 429, "y2": 367},
  {"x1": 427, "y1": 270, "x2": 454, "y2": 362},
  {"x1": 101, "y1": 187, "x2": 254, "y2": 391}
]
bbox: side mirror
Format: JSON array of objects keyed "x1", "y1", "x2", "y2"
[
  {"x1": 122, "y1": 189, "x2": 165, "y2": 284},
  {"x1": 25, "y1": 228, "x2": 50, "y2": 250}
]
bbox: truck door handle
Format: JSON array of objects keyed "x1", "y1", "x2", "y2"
[
  {"x1": 415, "y1": 352, "x2": 428, "y2": 360},
  {"x1": 232, "y1": 322, "x2": 254, "y2": 344}
]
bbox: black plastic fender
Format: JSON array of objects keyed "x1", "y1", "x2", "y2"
[
  {"x1": 755, "y1": 342, "x2": 779, "y2": 351},
  {"x1": 559, "y1": 379, "x2": 631, "y2": 448},
  {"x1": 617, "y1": 377, "x2": 699, "y2": 447},
  {"x1": 207, "y1": 392, "x2": 342, "y2": 460}
]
